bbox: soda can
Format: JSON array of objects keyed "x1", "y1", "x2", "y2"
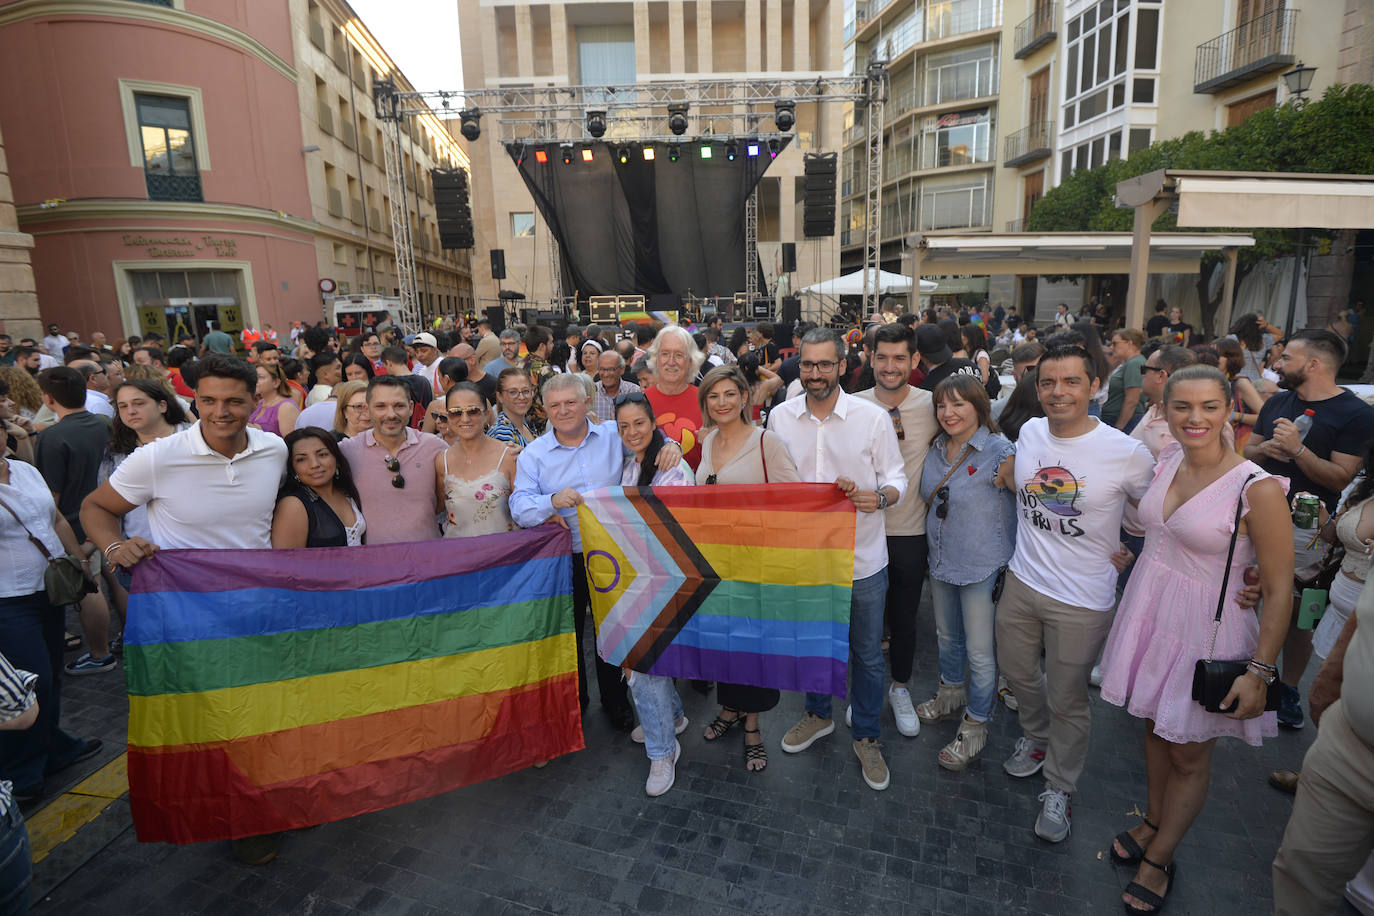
[{"x1": 1293, "y1": 493, "x2": 1321, "y2": 529}]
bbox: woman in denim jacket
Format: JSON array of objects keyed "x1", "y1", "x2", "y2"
[{"x1": 916, "y1": 374, "x2": 1017, "y2": 771}]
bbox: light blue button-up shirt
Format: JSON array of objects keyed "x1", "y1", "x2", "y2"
[
  {"x1": 919, "y1": 426, "x2": 1017, "y2": 586},
  {"x1": 509, "y1": 419, "x2": 628, "y2": 550}
]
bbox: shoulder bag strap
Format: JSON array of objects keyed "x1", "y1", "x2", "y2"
[
  {"x1": 0, "y1": 492, "x2": 57, "y2": 562},
  {"x1": 759, "y1": 430, "x2": 769, "y2": 483},
  {"x1": 925, "y1": 445, "x2": 975, "y2": 516},
  {"x1": 1207, "y1": 472, "x2": 1259, "y2": 660}
]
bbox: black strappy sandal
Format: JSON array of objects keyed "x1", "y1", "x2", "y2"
[
  {"x1": 743, "y1": 727, "x2": 767, "y2": 772},
  {"x1": 703, "y1": 708, "x2": 742, "y2": 741},
  {"x1": 1110, "y1": 817, "x2": 1158, "y2": 865},
  {"x1": 1123, "y1": 856, "x2": 1175, "y2": 914}
]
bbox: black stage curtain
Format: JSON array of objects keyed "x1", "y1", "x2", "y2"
[{"x1": 511, "y1": 139, "x2": 787, "y2": 298}]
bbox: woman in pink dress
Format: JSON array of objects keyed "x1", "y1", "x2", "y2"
[{"x1": 1098, "y1": 365, "x2": 1293, "y2": 915}]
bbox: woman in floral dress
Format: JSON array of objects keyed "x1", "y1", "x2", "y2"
[{"x1": 434, "y1": 382, "x2": 517, "y2": 537}]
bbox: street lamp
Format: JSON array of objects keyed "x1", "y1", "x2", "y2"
[{"x1": 1282, "y1": 61, "x2": 1316, "y2": 103}]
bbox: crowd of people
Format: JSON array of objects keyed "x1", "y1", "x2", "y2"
[{"x1": 0, "y1": 299, "x2": 1371, "y2": 914}]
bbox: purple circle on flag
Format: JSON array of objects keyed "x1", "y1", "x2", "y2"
[{"x1": 586, "y1": 550, "x2": 621, "y2": 592}]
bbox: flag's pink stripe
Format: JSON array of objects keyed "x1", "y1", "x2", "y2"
[{"x1": 648, "y1": 643, "x2": 848, "y2": 697}]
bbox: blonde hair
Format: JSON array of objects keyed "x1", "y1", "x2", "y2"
[
  {"x1": 0, "y1": 366, "x2": 42, "y2": 412},
  {"x1": 332, "y1": 379, "x2": 369, "y2": 433}
]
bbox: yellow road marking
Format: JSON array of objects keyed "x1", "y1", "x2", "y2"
[{"x1": 27, "y1": 753, "x2": 128, "y2": 863}]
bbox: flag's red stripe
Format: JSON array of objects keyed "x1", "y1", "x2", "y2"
[
  {"x1": 131, "y1": 674, "x2": 577, "y2": 786},
  {"x1": 127, "y1": 673, "x2": 583, "y2": 843},
  {"x1": 629, "y1": 482, "x2": 853, "y2": 514}
]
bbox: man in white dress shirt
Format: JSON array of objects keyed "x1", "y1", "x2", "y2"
[{"x1": 769, "y1": 328, "x2": 907, "y2": 791}]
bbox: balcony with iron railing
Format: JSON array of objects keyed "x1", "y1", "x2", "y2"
[
  {"x1": 1003, "y1": 121, "x2": 1053, "y2": 168},
  {"x1": 1195, "y1": 9, "x2": 1297, "y2": 94},
  {"x1": 1013, "y1": 3, "x2": 1057, "y2": 59}
]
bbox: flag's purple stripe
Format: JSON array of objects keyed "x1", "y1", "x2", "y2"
[
  {"x1": 646, "y1": 643, "x2": 849, "y2": 697},
  {"x1": 130, "y1": 525, "x2": 570, "y2": 595}
]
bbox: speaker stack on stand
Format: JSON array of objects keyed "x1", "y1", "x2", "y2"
[{"x1": 802, "y1": 153, "x2": 837, "y2": 239}]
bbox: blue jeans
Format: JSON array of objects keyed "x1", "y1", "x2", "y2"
[
  {"x1": 0, "y1": 593, "x2": 84, "y2": 792},
  {"x1": 627, "y1": 672, "x2": 684, "y2": 761},
  {"x1": 929, "y1": 573, "x2": 999, "y2": 722},
  {"x1": 0, "y1": 804, "x2": 30, "y2": 915},
  {"x1": 806, "y1": 569, "x2": 888, "y2": 740}
]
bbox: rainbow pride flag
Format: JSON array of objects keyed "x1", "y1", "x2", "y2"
[
  {"x1": 123, "y1": 525, "x2": 582, "y2": 844},
  {"x1": 578, "y1": 483, "x2": 856, "y2": 696}
]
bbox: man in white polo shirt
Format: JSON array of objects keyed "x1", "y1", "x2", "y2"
[{"x1": 80, "y1": 354, "x2": 286, "y2": 866}]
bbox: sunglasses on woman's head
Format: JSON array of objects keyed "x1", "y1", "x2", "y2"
[
  {"x1": 614, "y1": 391, "x2": 650, "y2": 408},
  {"x1": 385, "y1": 455, "x2": 405, "y2": 489}
]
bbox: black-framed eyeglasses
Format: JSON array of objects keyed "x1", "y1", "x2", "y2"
[
  {"x1": 385, "y1": 455, "x2": 405, "y2": 489},
  {"x1": 614, "y1": 391, "x2": 650, "y2": 408},
  {"x1": 430, "y1": 412, "x2": 449, "y2": 423},
  {"x1": 799, "y1": 360, "x2": 839, "y2": 374},
  {"x1": 888, "y1": 406, "x2": 905, "y2": 441},
  {"x1": 935, "y1": 485, "x2": 950, "y2": 519},
  {"x1": 1142, "y1": 365, "x2": 1166, "y2": 376}
]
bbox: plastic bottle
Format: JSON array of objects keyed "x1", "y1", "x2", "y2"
[{"x1": 1293, "y1": 408, "x2": 1316, "y2": 442}]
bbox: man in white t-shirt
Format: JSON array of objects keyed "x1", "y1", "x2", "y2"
[
  {"x1": 79, "y1": 354, "x2": 286, "y2": 866},
  {"x1": 994, "y1": 343, "x2": 1154, "y2": 843}
]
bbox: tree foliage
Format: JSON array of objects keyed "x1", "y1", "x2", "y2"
[{"x1": 1025, "y1": 83, "x2": 1374, "y2": 332}]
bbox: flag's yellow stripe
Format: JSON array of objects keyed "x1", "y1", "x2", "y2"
[
  {"x1": 694, "y1": 544, "x2": 854, "y2": 587},
  {"x1": 129, "y1": 633, "x2": 576, "y2": 748}
]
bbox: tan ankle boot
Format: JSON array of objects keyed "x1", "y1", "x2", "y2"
[
  {"x1": 938, "y1": 718, "x2": 988, "y2": 772},
  {"x1": 916, "y1": 681, "x2": 968, "y2": 725}
]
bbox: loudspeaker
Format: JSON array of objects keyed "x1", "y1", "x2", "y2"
[
  {"x1": 781, "y1": 296, "x2": 800, "y2": 324},
  {"x1": 484, "y1": 305, "x2": 506, "y2": 334},
  {"x1": 781, "y1": 242, "x2": 797, "y2": 273},
  {"x1": 751, "y1": 298, "x2": 771, "y2": 320},
  {"x1": 432, "y1": 168, "x2": 475, "y2": 249},
  {"x1": 803, "y1": 153, "x2": 837, "y2": 238},
  {"x1": 490, "y1": 249, "x2": 507, "y2": 280}
]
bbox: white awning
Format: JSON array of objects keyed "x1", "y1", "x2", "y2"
[
  {"x1": 1173, "y1": 177, "x2": 1374, "y2": 229},
  {"x1": 906, "y1": 232, "x2": 1255, "y2": 277}
]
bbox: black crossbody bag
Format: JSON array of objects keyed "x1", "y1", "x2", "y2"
[{"x1": 1191, "y1": 472, "x2": 1281, "y2": 714}]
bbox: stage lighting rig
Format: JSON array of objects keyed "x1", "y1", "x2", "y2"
[
  {"x1": 773, "y1": 100, "x2": 796, "y2": 131},
  {"x1": 768, "y1": 138, "x2": 780, "y2": 158},
  {"x1": 560, "y1": 142, "x2": 573, "y2": 164},
  {"x1": 586, "y1": 110, "x2": 608, "y2": 138},
  {"x1": 667, "y1": 103, "x2": 690, "y2": 135},
  {"x1": 726, "y1": 140, "x2": 738, "y2": 161},
  {"x1": 458, "y1": 108, "x2": 481, "y2": 141},
  {"x1": 668, "y1": 144, "x2": 681, "y2": 162}
]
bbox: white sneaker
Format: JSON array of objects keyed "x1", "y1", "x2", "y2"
[
  {"x1": 889, "y1": 684, "x2": 920, "y2": 737},
  {"x1": 845, "y1": 705, "x2": 852, "y2": 727},
  {"x1": 631, "y1": 715, "x2": 688, "y2": 745},
  {"x1": 1089, "y1": 665, "x2": 1103, "y2": 688},
  {"x1": 645, "y1": 740, "x2": 681, "y2": 797}
]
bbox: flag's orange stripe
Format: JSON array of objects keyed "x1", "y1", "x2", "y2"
[
  {"x1": 655, "y1": 506, "x2": 857, "y2": 550},
  {"x1": 131, "y1": 673, "x2": 579, "y2": 787}
]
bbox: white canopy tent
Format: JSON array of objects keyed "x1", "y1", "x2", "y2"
[{"x1": 801, "y1": 268, "x2": 940, "y2": 297}]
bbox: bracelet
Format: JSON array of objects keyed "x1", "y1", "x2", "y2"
[
  {"x1": 1249, "y1": 658, "x2": 1278, "y2": 672},
  {"x1": 1293, "y1": 445, "x2": 1307, "y2": 458},
  {"x1": 102, "y1": 541, "x2": 124, "y2": 559}
]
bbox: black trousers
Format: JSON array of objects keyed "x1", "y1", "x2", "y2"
[
  {"x1": 885, "y1": 534, "x2": 928, "y2": 685},
  {"x1": 571, "y1": 554, "x2": 630, "y2": 715}
]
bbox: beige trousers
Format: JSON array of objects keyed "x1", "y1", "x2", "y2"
[
  {"x1": 1273, "y1": 699, "x2": 1374, "y2": 916},
  {"x1": 995, "y1": 569, "x2": 1115, "y2": 795}
]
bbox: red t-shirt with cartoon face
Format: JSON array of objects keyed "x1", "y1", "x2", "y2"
[{"x1": 646, "y1": 385, "x2": 702, "y2": 471}]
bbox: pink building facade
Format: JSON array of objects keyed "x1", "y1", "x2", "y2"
[{"x1": 0, "y1": 0, "x2": 326, "y2": 344}]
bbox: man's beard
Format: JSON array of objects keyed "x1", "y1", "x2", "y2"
[
  {"x1": 805, "y1": 378, "x2": 838, "y2": 402},
  {"x1": 1278, "y1": 367, "x2": 1306, "y2": 390}
]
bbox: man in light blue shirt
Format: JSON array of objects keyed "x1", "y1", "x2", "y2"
[
  {"x1": 481, "y1": 329, "x2": 522, "y2": 375},
  {"x1": 510, "y1": 373, "x2": 681, "y2": 733}
]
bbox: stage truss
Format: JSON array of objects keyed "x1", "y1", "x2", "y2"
[{"x1": 373, "y1": 73, "x2": 887, "y2": 328}]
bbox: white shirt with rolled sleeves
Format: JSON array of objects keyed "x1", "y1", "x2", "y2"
[
  {"x1": 107, "y1": 422, "x2": 286, "y2": 550},
  {"x1": 767, "y1": 390, "x2": 907, "y2": 580}
]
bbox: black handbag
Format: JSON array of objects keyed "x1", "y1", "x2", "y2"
[
  {"x1": 0, "y1": 494, "x2": 95, "y2": 606},
  {"x1": 1191, "y1": 472, "x2": 1281, "y2": 714}
]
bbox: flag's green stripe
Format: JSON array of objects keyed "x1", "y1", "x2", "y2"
[
  {"x1": 695, "y1": 582, "x2": 852, "y2": 622},
  {"x1": 124, "y1": 596, "x2": 573, "y2": 697}
]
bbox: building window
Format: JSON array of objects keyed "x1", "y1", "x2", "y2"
[
  {"x1": 1227, "y1": 90, "x2": 1277, "y2": 126},
  {"x1": 918, "y1": 174, "x2": 990, "y2": 230},
  {"x1": 920, "y1": 44, "x2": 999, "y2": 107},
  {"x1": 577, "y1": 25, "x2": 635, "y2": 88},
  {"x1": 135, "y1": 94, "x2": 202, "y2": 202},
  {"x1": 510, "y1": 212, "x2": 535, "y2": 238},
  {"x1": 919, "y1": 109, "x2": 993, "y2": 169},
  {"x1": 1062, "y1": 0, "x2": 1131, "y2": 127}
]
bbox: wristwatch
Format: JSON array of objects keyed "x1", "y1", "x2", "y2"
[{"x1": 876, "y1": 489, "x2": 889, "y2": 510}]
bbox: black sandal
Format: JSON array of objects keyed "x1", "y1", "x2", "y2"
[
  {"x1": 703, "y1": 709, "x2": 742, "y2": 741},
  {"x1": 1123, "y1": 856, "x2": 1175, "y2": 914},
  {"x1": 743, "y1": 727, "x2": 767, "y2": 772},
  {"x1": 1110, "y1": 817, "x2": 1158, "y2": 865},
  {"x1": 64, "y1": 632, "x2": 82, "y2": 651}
]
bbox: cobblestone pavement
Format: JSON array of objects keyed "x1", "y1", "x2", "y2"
[{"x1": 30, "y1": 600, "x2": 1328, "y2": 915}]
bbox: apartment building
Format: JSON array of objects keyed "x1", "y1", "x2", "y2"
[
  {"x1": 0, "y1": 0, "x2": 471, "y2": 344},
  {"x1": 993, "y1": 0, "x2": 1368, "y2": 315},
  {"x1": 839, "y1": 0, "x2": 1004, "y2": 301},
  {"x1": 457, "y1": 0, "x2": 848, "y2": 306}
]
